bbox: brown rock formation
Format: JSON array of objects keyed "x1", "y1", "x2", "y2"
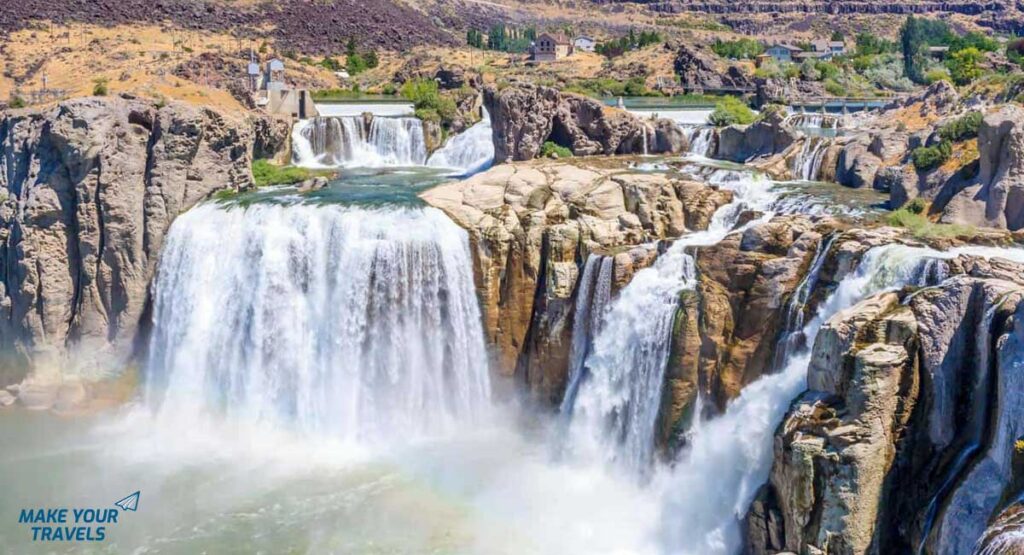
[
  {"x1": 484, "y1": 84, "x2": 685, "y2": 163},
  {"x1": 420, "y1": 159, "x2": 732, "y2": 401}
]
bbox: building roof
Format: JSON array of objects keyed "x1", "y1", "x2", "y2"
[
  {"x1": 768, "y1": 43, "x2": 803, "y2": 53},
  {"x1": 794, "y1": 51, "x2": 829, "y2": 60},
  {"x1": 574, "y1": 35, "x2": 595, "y2": 42},
  {"x1": 811, "y1": 39, "x2": 846, "y2": 52},
  {"x1": 538, "y1": 32, "x2": 570, "y2": 45}
]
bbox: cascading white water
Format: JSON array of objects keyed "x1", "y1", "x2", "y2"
[
  {"x1": 772, "y1": 234, "x2": 836, "y2": 368},
  {"x1": 787, "y1": 114, "x2": 840, "y2": 129},
  {"x1": 683, "y1": 126, "x2": 716, "y2": 157},
  {"x1": 292, "y1": 116, "x2": 427, "y2": 168},
  {"x1": 654, "y1": 244, "x2": 1020, "y2": 555},
  {"x1": 564, "y1": 170, "x2": 778, "y2": 474},
  {"x1": 145, "y1": 202, "x2": 490, "y2": 443},
  {"x1": 792, "y1": 137, "x2": 829, "y2": 181},
  {"x1": 426, "y1": 111, "x2": 495, "y2": 176},
  {"x1": 561, "y1": 255, "x2": 615, "y2": 414}
]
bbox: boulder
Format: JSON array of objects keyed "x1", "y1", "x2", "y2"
[
  {"x1": 484, "y1": 84, "x2": 669, "y2": 163},
  {"x1": 673, "y1": 43, "x2": 753, "y2": 92},
  {"x1": 716, "y1": 108, "x2": 797, "y2": 163}
]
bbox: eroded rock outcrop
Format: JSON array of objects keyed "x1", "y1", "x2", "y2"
[
  {"x1": 716, "y1": 108, "x2": 798, "y2": 163},
  {"x1": 420, "y1": 159, "x2": 732, "y2": 399},
  {"x1": 0, "y1": 96, "x2": 275, "y2": 406},
  {"x1": 673, "y1": 42, "x2": 754, "y2": 93},
  {"x1": 484, "y1": 84, "x2": 686, "y2": 163},
  {"x1": 941, "y1": 105, "x2": 1024, "y2": 231},
  {"x1": 746, "y1": 260, "x2": 1024, "y2": 555}
]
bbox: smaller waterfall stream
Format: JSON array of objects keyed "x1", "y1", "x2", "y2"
[
  {"x1": 426, "y1": 111, "x2": 495, "y2": 175},
  {"x1": 292, "y1": 116, "x2": 427, "y2": 168},
  {"x1": 564, "y1": 170, "x2": 778, "y2": 474},
  {"x1": 683, "y1": 126, "x2": 716, "y2": 157},
  {"x1": 657, "y1": 244, "x2": 1024, "y2": 555},
  {"x1": 561, "y1": 255, "x2": 615, "y2": 414},
  {"x1": 792, "y1": 137, "x2": 829, "y2": 181}
]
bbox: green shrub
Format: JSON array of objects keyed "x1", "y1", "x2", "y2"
[
  {"x1": 887, "y1": 199, "x2": 974, "y2": 238},
  {"x1": 938, "y1": 111, "x2": 983, "y2": 142},
  {"x1": 945, "y1": 47, "x2": 984, "y2": 85},
  {"x1": 540, "y1": 141, "x2": 573, "y2": 158},
  {"x1": 1008, "y1": 38, "x2": 1024, "y2": 67},
  {"x1": 924, "y1": 68, "x2": 952, "y2": 84},
  {"x1": 251, "y1": 160, "x2": 334, "y2": 188},
  {"x1": 8, "y1": 95, "x2": 26, "y2": 109},
  {"x1": 911, "y1": 141, "x2": 952, "y2": 171},
  {"x1": 400, "y1": 78, "x2": 457, "y2": 124},
  {"x1": 252, "y1": 160, "x2": 320, "y2": 187},
  {"x1": 756, "y1": 104, "x2": 787, "y2": 122},
  {"x1": 708, "y1": 96, "x2": 755, "y2": 127},
  {"x1": 92, "y1": 78, "x2": 108, "y2": 96},
  {"x1": 711, "y1": 38, "x2": 764, "y2": 60},
  {"x1": 824, "y1": 79, "x2": 847, "y2": 96}
]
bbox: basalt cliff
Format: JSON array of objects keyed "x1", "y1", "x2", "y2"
[{"x1": 0, "y1": 96, "x2": 287, "y2": 408}]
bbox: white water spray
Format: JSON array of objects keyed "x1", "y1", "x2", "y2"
[
  {"x1": 427, "y1": 111, "x2": 495, "y2": 176},
  {"x1": 564, "y1": 170, "x2": 778, "y2": 474},
  {"x1": 145, "y1": 203, "x2": 490, "y2": 444}
]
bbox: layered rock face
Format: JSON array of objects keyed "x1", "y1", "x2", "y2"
[
  {"x1": 484, "y1": 84, "x2": 686, "y2": 164},
  {"x1": 0, "y1": 97, "x2": 277, "y2": 405},
  {"x1": 421, "y1": 159, "x2": 731, "y2": 399},
  {"x1": 716, "y1": 108, "x2": 798, "y2": 163},
  {"x1": 941, "y1": 105, "x2": 1024, "y2": 231},
  {"x1": 746, "y1": 256, "x2": 1024, "y2": 555}
]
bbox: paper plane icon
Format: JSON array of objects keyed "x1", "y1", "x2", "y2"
[{"x1": 114, "y1": 491, "x2": 140, "y2": 512}]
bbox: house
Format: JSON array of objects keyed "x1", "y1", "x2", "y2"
[
  {"x1": 532, "y1": 32, "x2": 573, "y2": 62},
  {"x1": 928, "y1": 45, "x2": 950, "y2": 58},
  {"x1": 765, "y1": 43, "x2": 803, "y2": 64},
  {"x1": 574, "y1": 35, "x2": 596, "y2": 53},
  {"x1": 811, "y1": 40, "x2": 847, "y2": 60}
]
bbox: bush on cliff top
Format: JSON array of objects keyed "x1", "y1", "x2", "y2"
[
  {"x1": 938, "y1": 111, "x2": 983, "y2": 142},
  {"x1": 708, "y1": 96, "x2": 755, "y2": 127}
]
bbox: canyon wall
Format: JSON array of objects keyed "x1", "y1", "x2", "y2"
[{"x1": 0, "y1": 96, "x2": 286, "y2": 406}]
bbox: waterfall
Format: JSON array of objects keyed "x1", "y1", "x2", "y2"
[
  {"x1": 654, "y1": 245, "x2": 1000, "y2": 555},
  {"x1": 292, "y1": 116, "x2": 427, "y2": 168},
  {"x1": 564, "y1": 170, "x2": 778, "y2": 474},
  {"x1": 792, "y1": 137, "x2": 829, "y2": 181},
  {"x1": 560, "y1": 255, "x2": 615, "y2": 414},
  {"x1": 772, "y1": 234, "x2": 836, "y2": 368},
  {"x1": 145, "y1": 203, "x2": 490, "y2": 443},
  {"x1": 426, "y1": 111, "x2": 495, "y2": 176},
  {"x1": 683, "y1": 126, "x2": 716, "y2": 157},
  {"x1": 788, "y1": 114, "x2": 840, "y2": 129}
]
